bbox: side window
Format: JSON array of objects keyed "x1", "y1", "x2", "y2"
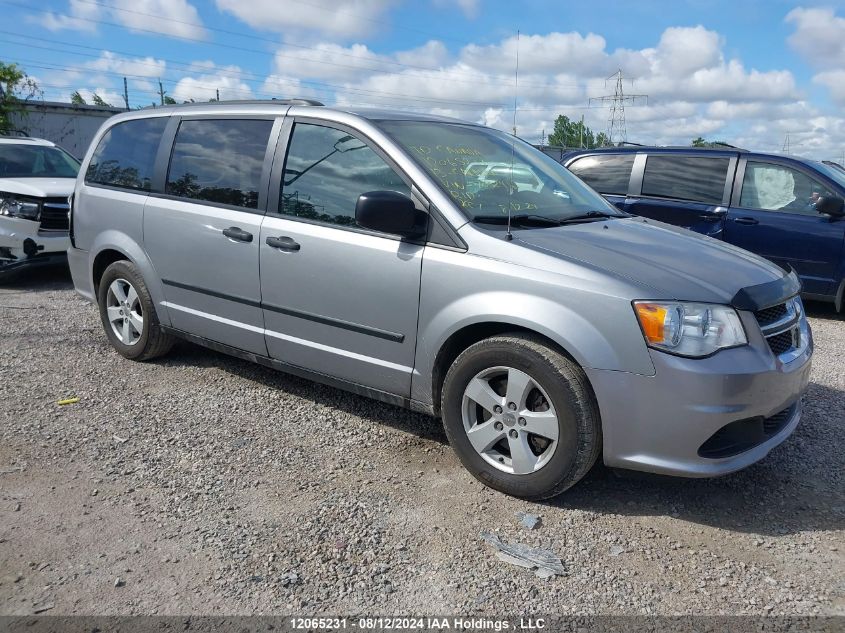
[
  {"x1": 280, "y1": 123, "x2": 410, "y2": 227},
  {"x1": 568, "y1": 154, "x2": 634, "y2": 195},
  {"x1": 85, "y1": 117, "x2": 167, "y2": 191},
  {"x1": 166, "y1": 119, "x2": 274, "y2": 209},
  {"x1": 740, "y1": 162, "x2": 834, "y2": 216},
  {"x1": 641, "y1": 155, "x2": 729, "y2": 204}
]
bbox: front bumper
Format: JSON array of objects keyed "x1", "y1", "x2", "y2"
[
  {"x1": 1, "y1": 216, "x2": 70, "y2": 264},
  {"x1": 586, "y1": 313, "x2": 813, "y2": 477}
]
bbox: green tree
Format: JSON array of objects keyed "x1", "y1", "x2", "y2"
[
  {"x1": 70, "y1": 90, "x2": 86, "y2": 105},
  {"x1": 547, "y1": 114, "x2": 607, "y2": 148},
  {"x1": 691, "y1": 137, "x2": 730, "y2": 148},
  {"x1": 92, "y1": 93, "x2": 112, "y2": 107},
  {"x1": 0, "y1": 61, "x2": 40, "y2": 134}
]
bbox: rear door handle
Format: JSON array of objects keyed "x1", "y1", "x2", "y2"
[
  {"x1": 222, "y1": 226, "x2": 253, "y2": 242},
  {"x1": 266, "y1": 235, "x2": 301, "y2": 252},
  {"x1": 733, "y1": 217, "x2": 759, "y2": 225}
]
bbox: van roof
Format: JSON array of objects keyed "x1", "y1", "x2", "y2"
[
  {"x1": 560, "y1": 145, "x2": 826, "y2": 168},
  {"x1": 0, "y1": 136, "x2": 56, "y2": 146},
  {"x1": 127, "y1": 98, "x2": 480, "y2": 125}
]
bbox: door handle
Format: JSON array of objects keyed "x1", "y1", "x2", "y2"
[
  {"x1": 733, "y1": 217, "x2": 759, "y2": 225},
  {"x1": 222, "y1": 226, "x2": 253, "y2": 242},
  {"x1": 266, "y1": 235, "x2": 301, "y2": 252}
]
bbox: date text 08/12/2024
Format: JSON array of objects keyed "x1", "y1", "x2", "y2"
[{"x1": 289, "y1": 617, "x2": 546, "y2": 630}]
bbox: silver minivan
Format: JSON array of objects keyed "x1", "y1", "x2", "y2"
[{"x1": 68, "y1": 100, "x2": 813, "y2": 499}]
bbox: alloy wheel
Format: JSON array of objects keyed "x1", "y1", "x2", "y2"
[
  {"x1": 105, "y1": 278, "x2": 143, "y2": 346},
  {"x1": 461, "y1": 365, "x2": 559, "y2": 474}
]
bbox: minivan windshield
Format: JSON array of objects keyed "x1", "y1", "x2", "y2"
[
  {"x1": 814, "y1": 161, "x2": 845, "y2": 191},
  {"x1": 0, "y1": 144, "x2": 80, "y2": 179},
  {"x1": 378, "y1": 120, "x2": 624, "y2": 224}
]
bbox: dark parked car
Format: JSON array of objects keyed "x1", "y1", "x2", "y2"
[{"x1": 563, "y1": 147, "x2": 845, "y2": 311}]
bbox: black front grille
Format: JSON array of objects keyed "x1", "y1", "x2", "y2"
[
  {"x1": 698, "y1": 403, "x2": 798, "y2": 458},
  {"x1": 754, "y1": 300, "x2": 801, "y2": 358},
  {"x1": 39, "y1": 198, "x2": 69, "y2": 231},
  {"x1": 755, "y1": 303, "x2": 787, "y2": 327},
  {"x1": 766, "y1": 330, "x2": 795, "y2": 356}
]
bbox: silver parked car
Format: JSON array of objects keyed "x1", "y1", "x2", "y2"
[{"x1": 68, "y1": 100, "x2": 813, "y2": 499}]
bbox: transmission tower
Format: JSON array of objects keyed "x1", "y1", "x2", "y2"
[{"x1": 588, "y1": 69, "x2": 648, "y2": 145}]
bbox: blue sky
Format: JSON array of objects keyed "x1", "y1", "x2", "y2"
[{"x1": 5, "y1": 0, "x2": 845, "y2": 158}]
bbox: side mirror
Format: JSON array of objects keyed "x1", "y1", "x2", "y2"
[
  {"x1": 816, "y1": 195, "x2": 845, "y2": 218},
  {"x1": 355, "y1": 190, "x2": 427, "y2": 237}
]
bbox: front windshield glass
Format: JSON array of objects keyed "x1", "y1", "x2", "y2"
[
  {"x1": 0, "y1": 144, "x2": 80, "y2": 179},
  {"x1": 378, "y1": 120, "x2": 622, "y2": 221},
  {"x1": 815, "y1": 161, "x2": 845, "y2": 190}
]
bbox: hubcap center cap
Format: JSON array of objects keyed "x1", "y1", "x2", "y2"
[{"x1": 502, "y1": 412, "x2": 517, "y2": 427}]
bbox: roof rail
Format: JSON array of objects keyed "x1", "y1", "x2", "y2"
[{"x1": 144, "y1": 98, "x2": 324, "y2": 110}]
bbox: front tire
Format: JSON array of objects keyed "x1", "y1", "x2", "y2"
[
  {"x1": 441, "y1": 333, "x2": 601, "y2": 499},
  {"x1": 97, "y1": 260, "x2": 174, "y2": 361}
]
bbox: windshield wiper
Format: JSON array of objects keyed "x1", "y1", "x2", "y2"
[
  {"x1": 557, "y1": 210, "x2": 623, "y2": 224},
  {"x1": 472, "y1": 214, "x2": 562, "y2": 227}
]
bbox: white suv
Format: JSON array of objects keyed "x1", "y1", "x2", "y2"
[{"x1": 0, "y1": 136, "x2": 80, "y2": 276}]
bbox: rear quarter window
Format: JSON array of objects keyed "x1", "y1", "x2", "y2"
[
  {"x1": 85, "y1": 117, "x2": 168, "y2": 191},
  {"x1": 641, "y1": 155, "x2": 729, "y2": 204},
  {"x1": 166, "y1": 118, "x2": 274, "y2": 209},
  {"x1": 568, "y1": 154, "x2": 634, "y2": 195}
]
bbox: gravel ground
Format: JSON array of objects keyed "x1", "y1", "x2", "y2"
[{"x1": 0, "y1": 266, "x2": 843, "y2": 616}]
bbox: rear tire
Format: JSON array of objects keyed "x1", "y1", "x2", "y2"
[
  {"x1": 97, "y1": 260, "x2": 174, "y2": 361},
  {"x1": 440, "y1": 333, "x2": 601, "y2": 499}
]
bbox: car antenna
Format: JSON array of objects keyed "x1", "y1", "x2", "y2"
[{"x1": 506, "y1": 30, "x2": 520, "y2": 242}]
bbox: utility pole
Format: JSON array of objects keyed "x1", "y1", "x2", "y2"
[
  {"x1": 123, "y1": 77, "x2": 129, "y2": 110},
  {"x1": 783, "y1": 133, "x2": 790, "y2": 154},
  {"x1": 158, "y1": 79, "x2": 165, "y2": 106},
  {"x1": 579, "y1": 114, "x2": 584, "y2": 148},
  {"x1": 588, "y1": 69, "x2": 648, "y2": 145}
]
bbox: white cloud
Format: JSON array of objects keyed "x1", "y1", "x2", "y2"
[
  {"x1": 272, "y1": 43, "x2": 385, "y2": 82},
  {"x1": 85, "y1": 51, "x2": 167, "y2": 79},
  {"x1": 814, "y1": 70, "x2": 845, "y2": 105},
  {"x1": 786, "y1": 7, "x2": 845, "y2": 69},
  {"x1": 34, "y1": 17, "x2": 845, "y2": 159},
  {"x1": 171, "y1": 63, "x2": 253, "y2": 102},
  {"x1": 111, "y1": 0, "x2": 207, "y2": 39},
  {"x1": 785, "y1": 7, "x2": 845, "y2": 115},
  {"x1": 261, "y1": 75, "x2": 321, "y2": 101},
  {"x1": 33, "y1": 0, "x2": 207, "y2": 39},
  {"x1": 37, "y1": 0, "x2": 98, "y2": 32},
  {"x1": 461, "y1": 32, "x2": 612, "y2": 75},
  {"x1": 215, "y1": 0, "x2": 394, "y2": 37}
]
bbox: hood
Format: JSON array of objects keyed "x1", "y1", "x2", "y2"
[
  {"x1": 513, "y1": 217, "x2": 789, "y2": 306},
  {"x1": 0, "y1": 178, "x2": 76, "y2": 198}
]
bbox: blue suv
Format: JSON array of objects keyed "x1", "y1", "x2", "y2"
[{"x1": 563, "y1": 147, "x2": 845, "y2": 311}]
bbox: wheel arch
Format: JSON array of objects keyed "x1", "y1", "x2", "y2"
[
  {"x1": 429, "y1": 321, "x2": 592, "y2": 417},
  {"x1": 88, "y1": 231, "x2": 171, "y2": 326}
]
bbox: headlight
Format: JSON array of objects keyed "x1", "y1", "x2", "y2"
[
  {"x1": 633, "y1": 301, "x2": 747, "y2": 357},
  {"x1": 0, "y1": 193, "x2": 41, "y2": 221}
]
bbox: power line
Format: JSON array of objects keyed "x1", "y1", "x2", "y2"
[
  {"x1": 8, "y1": 49, "x2": 511, "y2": 109},
  {"x1": 8, "y1": 1, "x2": 578, "y2": 90},
  {"x1": 588, "y1": 69, "x2": 648, "y2": 144},
  {"x1": 71, "y1": 0, "x2": 470, "y2": 48}
]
